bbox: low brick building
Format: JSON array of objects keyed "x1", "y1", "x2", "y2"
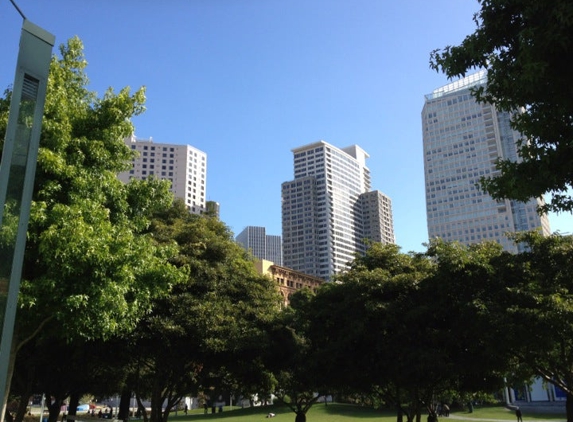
[{"x1": 254, "y1": 260, "x2": 324, "y2": 307}]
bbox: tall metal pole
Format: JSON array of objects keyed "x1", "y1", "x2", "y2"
[{"x1": 0, "y1": 19, "x2": 54, "y2": 421}]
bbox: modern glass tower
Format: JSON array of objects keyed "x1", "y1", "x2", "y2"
[
  {"x1": 282, "y1": 141, "x2": 394, "y2": 281},
  {"x1": 422, "y1": 71, "x2": 550, "y2": 252},
  {"x1": 236, "y1": 226, "x2": 283, "y2": 266}
]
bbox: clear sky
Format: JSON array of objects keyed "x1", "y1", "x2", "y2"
[{"x1": 1, "y1": 0, "x2": 570, "y2": 253}]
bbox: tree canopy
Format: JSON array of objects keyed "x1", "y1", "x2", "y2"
[
  {"x1": 305, "y1": 240, "x2": 555, "y2": 421},
  {"x1": 0, "y1": 37, "x2": 185, "y2": 420},
  {"x1": 126, "y1": 200, "x2": 282, "y2": 422},
  {"x1": 430, "y1": 0, "x2": 573, "y2": 213},
  {"x1": 483, "y1": 232, "x2": 573, "y2": 422}
]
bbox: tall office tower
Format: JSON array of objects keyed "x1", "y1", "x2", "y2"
[
  {"x1": 360, "y1": 190, "x2": 396, "y2": 245},
  {"x1": 235, "y1": 226, "x2": 283, "y2": 265},
  {"x1": 265, "y1": 234, "x2": 283, "y2": 266},
  {"x1": 118, "y1": 135, "x2": 207, "y2": 215},
  {"x1": 422, "y1": 71, "x2": 550, "y2": 252},
  {"x1": 281, "y1": 141, "x2": 394, "y2": 281}
]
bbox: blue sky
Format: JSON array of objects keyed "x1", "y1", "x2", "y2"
[{"x1": 1, "y1": 0, "x2": 570, "y2": 253}]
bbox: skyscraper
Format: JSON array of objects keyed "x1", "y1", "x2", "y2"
[
  {"x1": 281, "y1": 141, "x2": 394, "y2": 281},
  {"x1": 118, "y1": 135, "x2": 207, "y2": 215},
  {"x1": 360, "y1": 190, "x2": 395, "y2": 245},
  {"x1": 235, "y1": 226, "x2": 283, "y2": 266},
  {"x1": 422, "y1": 71, "x2": 550, "y2": 252}
]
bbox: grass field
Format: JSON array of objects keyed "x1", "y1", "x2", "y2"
[{"x1": 166, "y1": 403, "x2": 566, "y2": 422}]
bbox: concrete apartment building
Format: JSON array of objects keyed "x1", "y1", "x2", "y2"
[
  {"x1": 118, "y1": 135, "x2": 207, "y2": 215},
  {"x1": 422, "y1": 71, "x2": 550, "y2": 252},
  {"x1": 281, "y1": 141, "x2": 394, "y2": 281},
  {"x1": 236, "y1": 226, "x2": 283, "y2": 266}
]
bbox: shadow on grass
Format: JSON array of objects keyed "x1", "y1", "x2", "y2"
[
  {"x1": 170, "y1": 405, "x2": 292, "y2": 420},
  {"x1": 169, "y1": 403, "x2": 394, "y2": 420},
  {"x1": 167, "y1": 403, "x2": 566, "y2": 422},
  {"x1": 320, "y1": 403, "x2": 396, "y2": 419}
]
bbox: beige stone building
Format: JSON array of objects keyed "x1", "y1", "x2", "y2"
[{"x1": 254, "y1": 260, "x2": 324, "y2": 307}]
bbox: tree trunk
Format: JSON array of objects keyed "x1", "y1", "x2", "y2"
[
  {"x1": 135, "y1": 395, "x2": 148, "y2": 422},
  {"x1": 161, "y1": 402, "x2": 172, "y2": 422},
  {"x1": 396, "y1": 407, "x2": 404, "y2": 422},
  {"x1": 149, "y1": 387, "x2": 164, "y2": 422},
  {"x1": 47, "y1": 396, "x2": 64, "y2": 422},
  {"x1": 13, "y1": 368, "x2": 38, "y2": 422},
  {"x1": 566, "y1": 392, "x2": 573, "y2": 422},
  {"x1": 14, "y1": 392, "x2": 31, "y2": 422},
  {"x1": 295, "y1": 410, "x2": 306, "y2": 422},
  {"x1": 117, "y1": 389, "x2": 131, "y2": 422},
  {"x1": 68, "y1": 393, "x2": 79, "y2": 418}
]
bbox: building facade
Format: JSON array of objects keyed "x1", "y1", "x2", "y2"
[
  {"x1": 236, "y1": 226, "x2": 283, "y2": 266},
  {"x1": 422, "y1": 71, "x2": 550, "y2": 252},
  {"x1": 118, "y1": 135, "x2": 207, "y2": 214},
  {"x1": 281, "y1": 141, "x2": 394, "y2": 281},
  {"x1": 254, "y1": 260, "x2": 324, "y2": 308},
  {"x1": 360, "y1": 190, "x2": 395, "y2": 245}
]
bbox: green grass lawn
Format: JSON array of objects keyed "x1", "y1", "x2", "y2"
[
  {"x1": 448, "y1": 405, "x2": 565, "y2": 422},
  {"x1": 170, "y1": 403, "x2": 395, "y2": 421},
  {"x1": 166, "y1": 403, "x2": 566, "y2": 422}
]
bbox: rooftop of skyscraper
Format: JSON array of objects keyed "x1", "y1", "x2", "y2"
[{"x1": 424, "y1": 70, "x2": 487, "y2": 101}]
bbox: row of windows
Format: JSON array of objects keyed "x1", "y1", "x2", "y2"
[
  {"x1": 293, "y1": 146, "x2": 324, "y2": 159},
  {"x1": 133, "y1": 145, "x2": 176, "y2": 152},
  {"x1": 135, "y1": 144, "x2": 205, "y2": 157}
]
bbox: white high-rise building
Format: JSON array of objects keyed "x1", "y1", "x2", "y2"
[
  {"x1": 236, "y1": 226, "x2": 283, "y2": 266},
  {"x1": 281, "y1": 141, "x2": 394, "y2": 281},
  {"x1": 118, "y1": 135, "x2": 207, "y2": 214},
  {"x1": 422, "y1": 71, "x2": 550, "y2": 252}
]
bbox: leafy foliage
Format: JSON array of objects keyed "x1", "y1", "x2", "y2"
[
  {"x1": 128, "y1": 200, "x2": 282, "y2": 422},
  {"x1": 7, "y1": 37, "x2": 184, "y2": 342},
  {"x1": 309, "y1": 244, "x2": 441, "y2": 422},
  {"x1": 0, "y1": 37, "x2": 185, "y2": 421},
  {"x1": 264, "y1": 288, "x2": 326, "y2": 422},
  {"x1": 495, "y1": 233, "x2": 573, "y2": 420}
]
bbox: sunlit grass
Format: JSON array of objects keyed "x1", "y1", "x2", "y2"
[
  {"x1": 171, "y1": 402, "x2": 396, "y2": 421},
  {"x1": 449, "y1": 404, "x2": 565, "y2": 422},
  {"x1": 167, "y1": 403, "x2": 566, "y2": 422}
]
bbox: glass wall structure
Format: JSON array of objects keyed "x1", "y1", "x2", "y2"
[
  {"x1": 236, "y1": 226, "x2": 283, "y2": 266},
  {"x1": 422, "y1": 72, "x2": 550, "y2": 252}
]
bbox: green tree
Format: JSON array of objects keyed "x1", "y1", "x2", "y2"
[
  {"x1": 310, "y1": 242, "x2": 509, "y2": 422},
  {"x1": 10, "y1": 336, "x2": 123, "y2": 422},
  {"x1": 265, "y1": 288, "x2": 325, "y2": 422},
  {"x1": 0, "y1": 37, "x2": 184, "y2": 421},
  {"x1": 126, "y1": 200, "x2": 281, "y2": 422},
  {"x1": 426, "y1": 233, "x2": 573, "y2": 422},
  {"x1": 430, "y1": 0, "x2": 573, "y2": 213},
  {"x1": 423, "y1": 240, "x2": 516, "y2": 402},
  {"x1": 490, "y1": 233, "x2": 573, "y2": 422},
  {"x1": 311, "y1": 243, "x2": 441, "y2": 422}
]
